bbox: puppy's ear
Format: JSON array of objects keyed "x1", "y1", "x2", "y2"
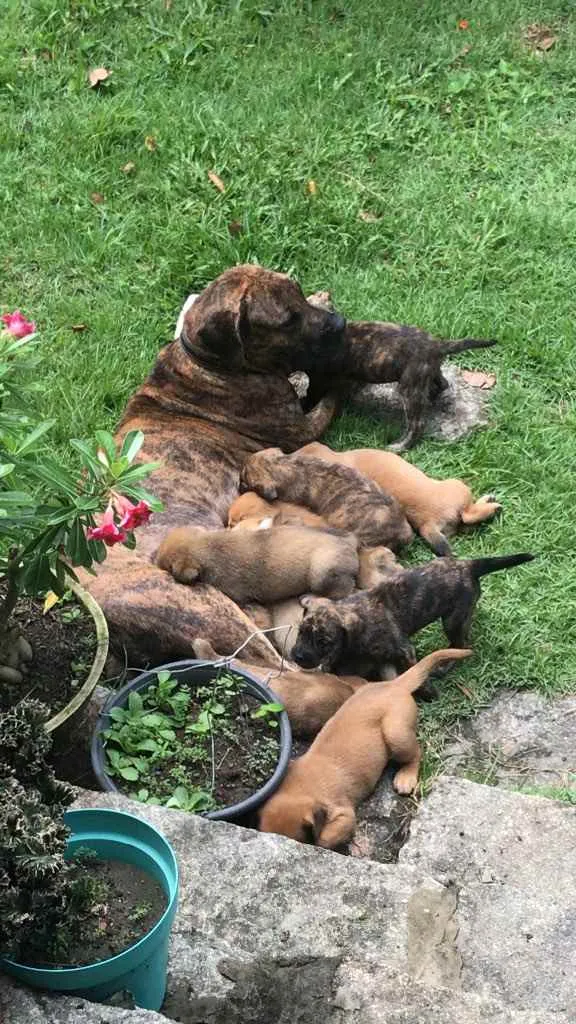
[
  {"x1": 301, "y1": 805, "x2": 328, "y2": 844},
  {"x1": 300, "y1": 595, "x2": 322, "y2": 611},
  {"x1": 188, "y1": 293, "x2": 250, "y2": 370}
]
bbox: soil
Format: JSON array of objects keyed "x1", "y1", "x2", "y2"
[
  {"x1": 141, "y1": 688, "x2": 280, "y2": 810},
  {"x1": 23, "y1": 858, "x2": 166, "y2": 968},
  {"x1": 0, "y1": 584, "x2": 96, "y2": 716}
]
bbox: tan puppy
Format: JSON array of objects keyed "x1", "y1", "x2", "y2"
[
  {"x1": 192, "y1": 639, "x2": 366, "y2": 737},
  {"x1": 228, "y1": 492, "x2": 326, "y2": 531},
  {"x1": 155, "y1": 525, "x2": 359, "y2": 604},
  {"x1": 259, "y1": 648, "x2": 472, "y2": 847},
  {"x1": 299, "y1": 442, "x2": 501, "y2": 556}
]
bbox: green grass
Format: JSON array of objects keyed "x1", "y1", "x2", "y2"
[{"x1": 2, "y1": 0, "x2": 575, "y2": 774}]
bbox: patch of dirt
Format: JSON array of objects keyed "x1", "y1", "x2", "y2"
[
  {"x1": 0, "y1": 585, "x2": 96, "y2": 715},
  {"x1": 24, "y1": 858, "x2": 166, "y2": 968}
]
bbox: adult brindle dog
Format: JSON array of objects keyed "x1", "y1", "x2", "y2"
[{"x1": 84, "y1": 264, "x2": 494, "y2": 668}]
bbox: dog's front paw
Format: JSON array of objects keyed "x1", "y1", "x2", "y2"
[{"x1": 393, "y1": 766, "x2": 419, "y2": 795}]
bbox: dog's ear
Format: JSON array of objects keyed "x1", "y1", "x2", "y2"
[
  {"x1": 240, "y1": 469, "x2": 278, "y2": 502},
  {"x1": 300, "y1": 595, "x2": 323, "y2": 612},
  {"x1": 301, "y1": 805, "x2": 328, "y2": 844},
  {"x1": 189, "y1": 293, "x2": 250, "y2": 370}
]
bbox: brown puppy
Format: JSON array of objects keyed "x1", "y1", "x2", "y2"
[
  {"x1": 228, "y1": 491, "x2": 327, "y2": 531},
  {"x1": 292, "y1": 552, "x2": 535, "y2": 677},
  {"x1": 298, "y1": 442, "x2": 501, "y2": 556},
  {"x1": 156, "y1": 524, "x2": 360, "y2": 603},
  {"x1": 240, "y1": 449, "x2": 413, "y2": 551},
  {"x1": 259, "y1": 648, "x2": 472, "y2": 846},
  {"x1": 192, "y1": 638, "x2": 366, "y2": 738}
]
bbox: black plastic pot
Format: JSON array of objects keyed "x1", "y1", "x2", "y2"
[{"x1": 90, "y1": 659, "x2": 292, "y2": 822}]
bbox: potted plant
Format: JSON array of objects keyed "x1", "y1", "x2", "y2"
[
  {"x1": 0, "y1": 310, "x2": 160, "y2": 728},
  {"x1": 91, "y1": 659, "x2": 292, "y2": 822},
  {"x1": 0, "y1": 698, "x2": 179, "y2": 1011}
]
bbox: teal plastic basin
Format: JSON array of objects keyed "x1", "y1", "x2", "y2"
[{"x1": 0, "y1": 808, "x2": 179, "y2": 1011}]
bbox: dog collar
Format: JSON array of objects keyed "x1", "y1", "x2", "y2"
[{"x1": 179, "y1": 326, "x2": 197, "y2": 360}]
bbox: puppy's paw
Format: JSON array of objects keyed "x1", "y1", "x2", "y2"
[
  {"x1": 393, "y1": 766, "x2": 419, "y2": 795},
  {"x1": 478, "y1": 493, "x2": 501, "y2": 507}
]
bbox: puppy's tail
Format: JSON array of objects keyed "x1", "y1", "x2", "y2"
[
  {"x1": 394, "y1": 648, "x2": 472, "y2": 695},
  {"x1": 440, "y1": 337, "x2": 498, "y2": 355},
  {"x1": 471, "y1": 552, "x2": 535, "y2": 579}
]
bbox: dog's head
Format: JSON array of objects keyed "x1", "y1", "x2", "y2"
[
  {"x1": 291, "y1": 596, "x2": 347, "y2": 671},
  {"x1": 227, "y1": 491, "x2": 276, "y2": 528},
  {"x1": 180, "y1": 265, "x2": 346, "y2": 375},
  {"x1": 240, "y1": 448, "x2": 284, "y2": 501},
  {"x1": 259, "y1": 793, "x2": 328, "y2": 844}
]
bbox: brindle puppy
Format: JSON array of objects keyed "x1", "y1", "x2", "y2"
[
  {"x1": 292, "y1": 552, "x2": 534, "y2": 677},
  {"x1": 304, "y1": 303, "x2": 497, "y2": 450},
  {"x1": 240, "y1": 448, "x2": 413, "y2": 551}
]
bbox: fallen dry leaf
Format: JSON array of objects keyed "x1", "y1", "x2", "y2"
[
  {"x1": 144, "y1": 135, "x2": 157, "y2": 152},
  {"x1": 121, "y1": 161, "x2": 136, "y2": 174},
  {"x1": 228, "y1": 219, "x2": 243, "y2": 236},
  {"x1": 88, "y1": 66, "x2": 111, "y2": 88},
  {"x1": 70, "y1": 323, "x2": 88, "y2": 333},
  {"x1": 90, "y1": 191, "x2": 105, "y2": 204},
  {"x1": 208, "y1": 170, "x2": 226, "y2": 193},
  {"x1": 461, "y1": 369, "x2": 496, "y2": 389},
  {"x1": 358, "y1": 209, "x2": 379, "y2": 223},
  {"x1": 43, "y1": 591, "x2": 60, "y2": 614},
  {"x1": 306, "y1": 289, "x2": 333, "y2": 310},
  {"x1": 306, "y1": 179, "x2": 318, "y2": 195},
  {"x1": 455, "y1": 682, "x2": 474, "y2": 700},
  {"x1": 523, "y1": 23, "x2": 558, "y2": 52},
  {"x1": 458, "y1": 19, "x2": 470, "y2": 30}
]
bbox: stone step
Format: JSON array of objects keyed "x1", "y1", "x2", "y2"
[{"x1": 2, "y1": 777, "x2": 574, "y2": 1023}]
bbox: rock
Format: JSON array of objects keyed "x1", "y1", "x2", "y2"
[
  {"x1": 351, "y1": 364, "x2": 492, "y2": 443},
  {"x1": 442, "y1": 690, "x2": 576, "y2": 790},
  {"x1": 400, "y1": 776, "x2": 576, "y2": 1016},
  {"x1": 0, "y1": 978, "x2": 169, "y2": 1024}
]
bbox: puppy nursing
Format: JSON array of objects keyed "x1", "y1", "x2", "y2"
[
  {"x1": 156, "y1": 524, "x2": 359, "y2": 604},
  {"x1": 240, "y1": 448, "x2": 414, "y2": 550},
  {"x1": 259, "y1": 649, "x2": 471, "y2": 847},
  {"x1": 299, "y1": 442, "x2": 501, "y2": 556}
]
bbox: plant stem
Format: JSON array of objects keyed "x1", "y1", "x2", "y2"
[{"x1": 0, "y1": 553, "x2": 21, "y2": 634}]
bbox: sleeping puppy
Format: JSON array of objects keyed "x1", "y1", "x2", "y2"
[
  {"x1": 240, "y1": 448, "x2": 414, "y2": 551},
  {"x1": 156, "y1": 524, "x2": 359, "y2": 605},
  {"x1": 259, "y1": 648, "x2": 472, "y2": 847},
  {"x1": 192, "y1": 638, "x2": 367, "y2": 738},
  {"x1": 292, "y1": 552, "x2": 535, "y2": 677},
  {"x1": 298, "y1": 442, "x2": 501, "y2": 556},
  {"x1": 228, "y1": 491, "x2": 326, "y2": 531}
]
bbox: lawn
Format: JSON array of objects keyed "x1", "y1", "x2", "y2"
[{"x1": 2, "y1": 0, "x2": 575, "y2": 777}]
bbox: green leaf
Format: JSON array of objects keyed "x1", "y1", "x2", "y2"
[
  {"x1": 157, "y1": 670, "x2": 173, "y2": 685},
  {"x1": 114, "y1": 462, "x2": 161, "y2": 485},
  {"x1": 14, "y1": 420, "x2": 55, "y2": 455},
  {"x1": 109, "y1": 707, "x2": 128, "y2": 723},
  {"x1": 94, "y1": 430, "x2": 117, "y2": 463},
  {"x1": 65, "y1": 517, "x2": 92, "y2": 568},
  {"x1": 119, "y1": 765, "x2": 140, "y2": 781},
  {"x1": 0, "y1": 490, "x2": 36, "y2": 507},
  {"x1": 120, "y1": 430, "x2": 145, "y2": 463},
  {"x1": 0, "y1": 463, "x2": 15, "y2": 479},
  {"x1": 70, "y1": 438, "x2": 105, "y2": 476},
  {"x1": 128, "y1": 691, "x2": 144, "y2": 715},
  {"x1": 136, "y1": 738, "x2": 160, "y2": 753}
]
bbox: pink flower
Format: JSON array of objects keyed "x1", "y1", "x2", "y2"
[
  {"x1": 1, "y1": 310, "x2": 36, "y2": 339},
  {"x1": 121, "y1": 500, "x2": 152, "y2": 530},
  {"x1": 86, "y1": 504, "x2": 126, "y2": 547},
  {"x1": 113, "y1": 493, "x2": 153, "y2": 531}
]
